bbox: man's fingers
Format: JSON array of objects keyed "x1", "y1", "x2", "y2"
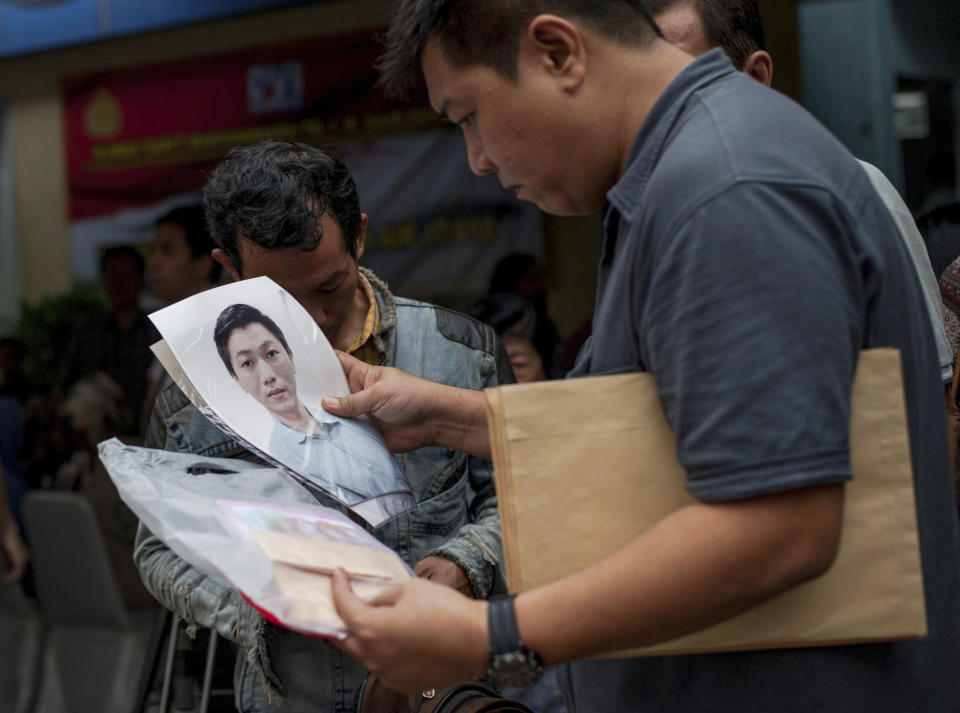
[
  {"x1": 324, "y1": 352, "x2": 376, "y2": 418},
  {"x1": 334, "y1": 348, "x2": 363, "y2": 371},
  {"x1": 331, "y1": 567, "x2": 367, "y2": 627},
  {"x1": 332, "y1": 630, "x2": 365, "y2": 660},
  {"x1": 322, "y1": 392, "x2": 358, "y2": 418},
  {"x1": 334, "y1": 350, "x2": 373, "y2": 391},
  {"x1": 368, "y1": 583, "x2": 404, "y2": 607}
]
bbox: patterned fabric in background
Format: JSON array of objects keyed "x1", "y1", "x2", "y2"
[{"x1": 939, "y1": 256, "x2": 960, "y2": 358}]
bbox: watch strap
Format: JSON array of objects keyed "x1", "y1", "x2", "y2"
[{"x1": 488, "y1": 593, "x2": 523, "y2": 654}]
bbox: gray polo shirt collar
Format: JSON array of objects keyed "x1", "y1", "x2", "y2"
[{"x1": 606, "y1": 48, "x2": 736, "y2": 220}]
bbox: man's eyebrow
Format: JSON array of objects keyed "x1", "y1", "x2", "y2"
[{"x1": 232, "y1": 339, "x2": 280, "y2": 360}]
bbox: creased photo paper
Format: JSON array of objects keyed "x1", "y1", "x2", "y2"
[{"x1": 149, "y1": 276, "x2": 415, "y2": 526}]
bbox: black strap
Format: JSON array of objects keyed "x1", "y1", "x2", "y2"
[{"x1": 487, "y1": 594, "x2": 522, "y2": 655}]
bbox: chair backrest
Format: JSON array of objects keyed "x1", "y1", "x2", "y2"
[{"x1": 23, "y1": 490, "x2": 131, "y2": 630}]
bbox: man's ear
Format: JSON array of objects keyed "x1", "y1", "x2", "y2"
[
  {"x1": 525, "y1": 14, "x2": 586, "y2": 90},
  {"x1": 212, "y1": 248, "x2": 241, "y2": 281},
  {"x1": 743, "y1": 50, "x2": 773, "y2": 87},
  {"x1": 354, "y1": 213, "x2": 368, "y2": 261}
]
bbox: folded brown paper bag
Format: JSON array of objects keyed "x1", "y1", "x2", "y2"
[{"x1": 486, "y1": 348, "x2": 926, "y2": 656}]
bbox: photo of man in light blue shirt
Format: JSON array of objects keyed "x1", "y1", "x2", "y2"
[{"x1": 213, "y1": 303, "x2": 413, "y2": 516}]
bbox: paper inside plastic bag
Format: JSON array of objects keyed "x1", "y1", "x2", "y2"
[{"x1": 98, "y1": 438, "x2": 414, "y2": 637}]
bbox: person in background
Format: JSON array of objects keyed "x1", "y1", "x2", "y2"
[
  {"x1": 147, "y1": 204, "x2": 221, "y2": 303},
  {"x1": 142, "y1": 204, "x2": 222, "y2": 430},
  {"x1": 0, "y1": 337, "x2": 32, "y2": 405},
  {"x1": 0, "y1": 388, "x2": 28, "y2": 585},
  {"x1": 63, "y1": 245, "x2": 158, "y2": 439},
  {"x1": 488, "y1": 253, "x2": 565, "y2": 378},
  {"x1": 0, "y1": 339, "x2": 32, "y2": 541},
  {"x1": 920, "y1": 201, "x2": 960, "y2": 493},
  {"x1": 920, "y1": 201, "x2": 960, "y2": 355},
  {"x1": 0, "y1": 461, "x2": 28, "y2": 584},
  {"x1": 467, "y1": 293, "x2": 547, "y2": 383}
]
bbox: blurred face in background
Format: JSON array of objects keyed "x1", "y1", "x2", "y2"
[
  {"x1": 102, "y1": 254, "x2": 144, "y2": 311},
  {"x1": 149, "y1": 221, "x2": 215, "y2": 302},
  {"x1": 504, "y1": 336, "x2": 545, "y2": 384}
]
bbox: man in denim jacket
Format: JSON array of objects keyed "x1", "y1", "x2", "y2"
[{"x1": 134, "y1": 140, "x2": 513, "y2": 712}]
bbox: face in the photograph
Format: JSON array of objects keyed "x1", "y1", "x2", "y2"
[{"x1": 227, "y1": 322, "x2": 299, "y2": 416}]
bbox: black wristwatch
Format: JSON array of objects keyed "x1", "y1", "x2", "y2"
[{"x1": 484, "y1": 593, "x2": 544, "y2": 688}]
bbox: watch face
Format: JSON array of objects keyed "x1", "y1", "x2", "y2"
[{"x1": 487, "y1": 651, "x2": 544, "y2": 688}]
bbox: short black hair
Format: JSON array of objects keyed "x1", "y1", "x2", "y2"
[
  {"x1": 156, "y1": 204, "x2": 222, "y2": 284},
  {"x1": 645, "y1": 0, "x2": 766, "y2": 70},
  {"x1": 466, "y1": 293, "x2": 538, "y2": 341},
  {"x1": 202, "y1": 140, "x2": 362, "y2": 273},
  {"x1": 214, "y1": 303, "x2": 291, "y2": 378},
  {"x1": 101, "y1": 244, "x2": 145, "y2": 276},
  {"x1": 378, "y1": 0, "x2": 662, "y2": 98},
  {"x1": 489, "y1": 252, "x2": 538, "y2": 294}
]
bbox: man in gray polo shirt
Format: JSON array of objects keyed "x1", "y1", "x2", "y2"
[{"x1": 322, "y1": 3, "x2": 960, "y2": 712}]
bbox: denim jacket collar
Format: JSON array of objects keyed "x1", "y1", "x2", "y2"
[{"x1": 359, "y1": 266, "x2": 397, "y2": 362}]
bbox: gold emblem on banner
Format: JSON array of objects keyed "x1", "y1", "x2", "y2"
[{"x1": 83, "y1": 87, "x2": 124, "y2": 139}]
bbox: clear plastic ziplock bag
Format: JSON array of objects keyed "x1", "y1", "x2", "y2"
[{"x1": 98, "y1": 438, "x2": 414, "y2": 638}]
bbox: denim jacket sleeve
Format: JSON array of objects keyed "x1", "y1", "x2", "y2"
[
  {"x1": 133, "y1": 521, "x2": 260, "y2": 648},
  {"x1": 423, "y1": 335, "x2": 514, "y2": 598}
]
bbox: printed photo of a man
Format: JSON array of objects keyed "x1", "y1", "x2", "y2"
[{"x1": 213, "y1": 303, "x2": 413, "y2": 515}]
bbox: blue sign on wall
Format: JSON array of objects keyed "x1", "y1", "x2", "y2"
[{"x1": 0, "y1": 0, "x2": 315, "y2": 59}]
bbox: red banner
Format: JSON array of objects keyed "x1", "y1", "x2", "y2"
[
  {"x1": 63, "y1": 31, "x2": 444, "y2": 220},
  {"x1": 62, "y1": 31, "x2": 542, "y2": 300}
]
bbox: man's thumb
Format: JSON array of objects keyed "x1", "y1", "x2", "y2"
[{"x1": 322, "y1": 392, "x2": 362, "y2": 418}]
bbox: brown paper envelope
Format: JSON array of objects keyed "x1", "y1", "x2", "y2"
[
  {"x1": 486, "y1": 348, "x2": 926, "y2": 656},
  {"x1": 249, "y1": 529, "x2": 412, "y2": 581}
]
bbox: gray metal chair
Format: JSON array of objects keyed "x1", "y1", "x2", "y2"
[
  {"x1": 156, "y1": 617, "x2": 224, "y2": 713},
  {"x1": 22, "y1": 490, "x2": 165, "y2": 713}
]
